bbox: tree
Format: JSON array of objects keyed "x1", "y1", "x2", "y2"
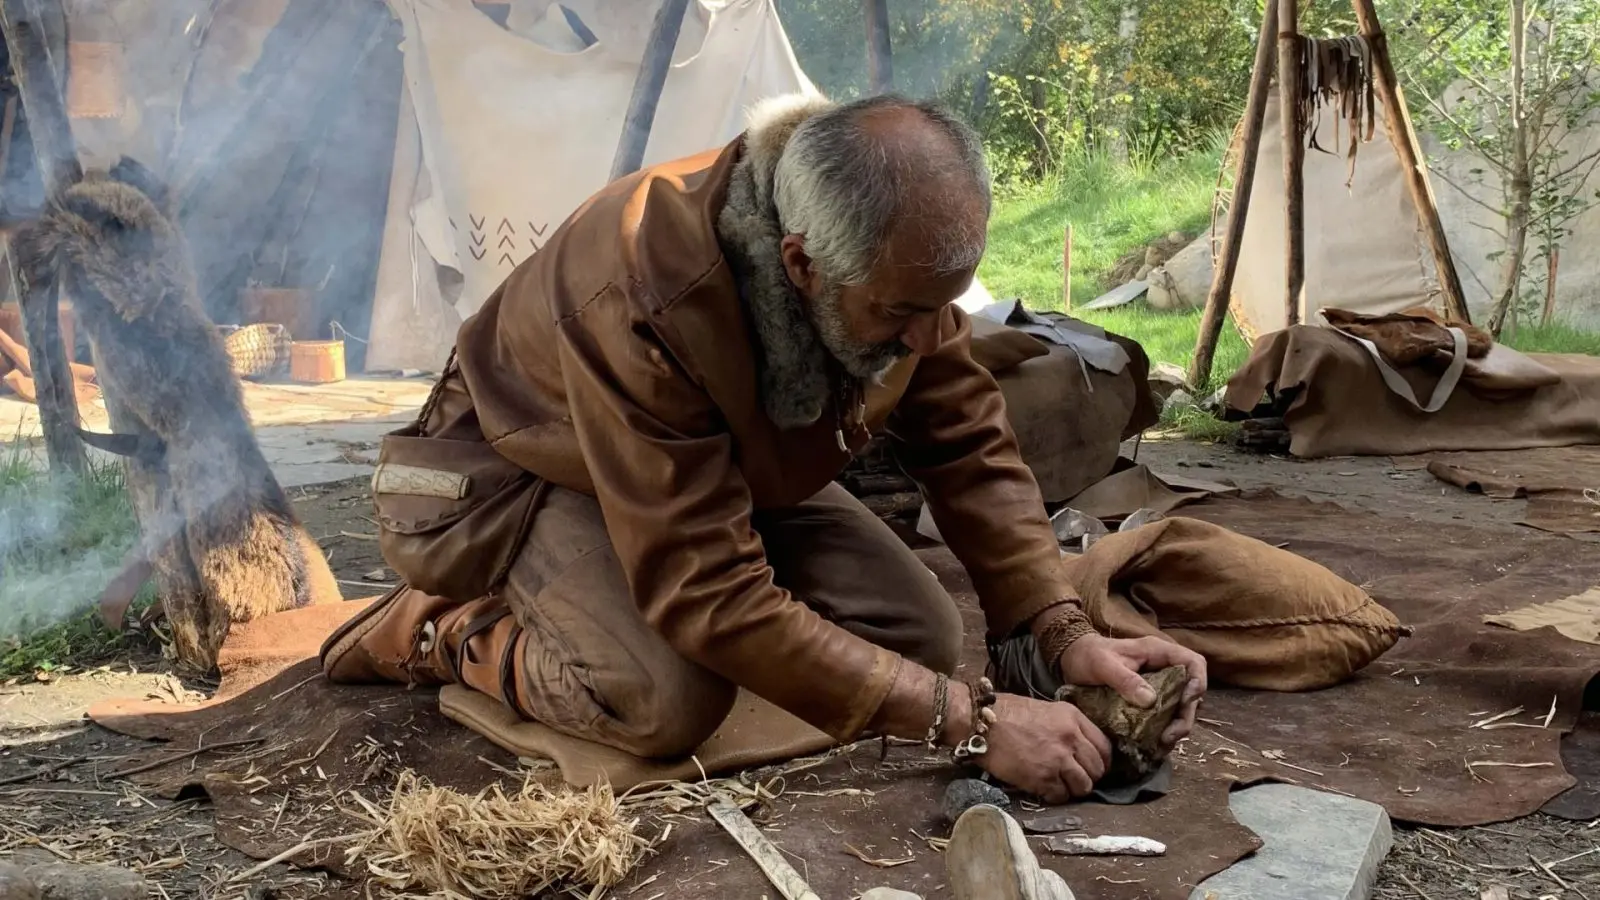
[{"x1": 1396, "y1": 0, "x2": 1600, "y2": 335}]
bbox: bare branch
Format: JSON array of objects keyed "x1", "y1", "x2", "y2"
[
  {"x1": 1552, "y1": 144, "x2": 1600, "y2": 183},
  {"x1": 1468, "y1": 219, "x2": 1508, "y2": 238},
  {"x1": 1428, "y1": 163, "x2": 1512, "y2": 219}
]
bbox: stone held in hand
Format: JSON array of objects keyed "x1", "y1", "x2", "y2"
[
  {"x1": 943, "y1": 777, "x2": 1011, "y2": 826},
  {"x1": 1056, "y1": 665, "x2": 1189, "y2": 785}
]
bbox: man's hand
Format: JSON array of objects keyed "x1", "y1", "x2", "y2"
[
  {"x1": 973, "y1": 693, "x2": 1113, "y2": 803},
  {"x1": 1057, "y1": 634, "x2": 1208, "y2": 749}
]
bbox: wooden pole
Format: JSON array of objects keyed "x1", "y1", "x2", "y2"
[
  {"x1": 1062, "y1": 223, "x2": 1073, "y2": 310},
  {"x1": 1351, "y1": 0, "x2": 1472, "y2": 324},
  {"x1": 1186, "y1": 0, "x2": 1279, "y2": 390},
  {"x1": 863, "y1": 0, "x2": 893, "y2": 94},
  {"x1": 0, "y1": 0, "x2": 86, "y2": 477},
  {"x1": 1542, "y1": 248, "x2": 1558, "y2": 326},
  {"x1": 609, "y1": 0, "x2": 690, "y2": 182},
  {"x1": 1278, "y1": 0, "x2": 1304, "y2": 329}
]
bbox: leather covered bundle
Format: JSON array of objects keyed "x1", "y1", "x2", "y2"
[{"x1": 1067, "y1": 516, "x2": 1410, "y2": 691}]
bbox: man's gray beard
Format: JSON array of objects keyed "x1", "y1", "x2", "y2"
[{"x1": 808, "y1": 281, "x2": 911, "y2": 384}]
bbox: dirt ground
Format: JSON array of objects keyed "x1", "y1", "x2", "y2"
[{"x1": 1, "y1": 436, "x2": 1597, "y2": 898}]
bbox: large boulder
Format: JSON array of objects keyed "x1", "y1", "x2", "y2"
[{"x1": 1145, "y1": 237, "x2": 1214, "y2": 311}]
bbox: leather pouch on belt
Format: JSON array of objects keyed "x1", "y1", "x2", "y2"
[{"x1": 370, "y1": 422, "x2": 547, "y2": 602}]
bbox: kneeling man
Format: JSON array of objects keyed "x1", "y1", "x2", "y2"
[{"x1": 325, "y1": 92, "x2": 1206, "y2": 803}]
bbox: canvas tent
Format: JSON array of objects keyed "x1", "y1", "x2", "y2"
[
  {"x1": 1225, "y1": 87, "x2": 1447, "y2": 343},
  {"x1": 5, "y1": 0, "x2": 1000, "y2": 377},
  {"x1": 364, "y1": 0, "x2": 996, "y2": 373}
]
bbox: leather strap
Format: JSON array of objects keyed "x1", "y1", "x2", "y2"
[
  {"x1": 1322, "y1": 314, "x2": 1467, "y2": 413},
  {"x1": 444, "y1": 603, "x2": 512, "y2": 685}
]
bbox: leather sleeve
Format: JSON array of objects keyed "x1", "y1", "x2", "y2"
[
  {"x1": 552, "y1": 288, "x2": 902, "y2": 742},
  {"x1": 886, "y1": 306, "x2": 1084, "y2": 640}
]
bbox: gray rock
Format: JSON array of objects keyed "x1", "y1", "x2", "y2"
[
  {"x1": 860, "y1": 890, "x2": 923, "y2": 900},
  {"x1": 1190, "y1": 783, "x2": 1392, "y2": 900},
  {"x1": 1147, "y1": 361, "x2": 1192, "y2": 406},
  {"x1": 0, "y1": 863, "x2": 40, "y2": 900},
  {"x1": 25, "y1": 863, "x2": 149, "y2": 900},
  {"x1": 1161, "y1": 238, "x2": 1215, "y2": 310},
  {"x1": 1050, "y1": 507, "x2": 1109, "y2": 545},
  {"x1": 942, "y1": 778, "x2": 1010, "y2": 825},
  {"x1": 1145, "y1": 268, "x2": 1178, "y2": 311},
  {"x1": 1163, "y1": 389, "x2": 1196, "y2": 414}
]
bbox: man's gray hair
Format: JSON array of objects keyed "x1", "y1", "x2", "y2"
[{"x1": 771, "y1": 94, "x2": 991, "y2": 286}]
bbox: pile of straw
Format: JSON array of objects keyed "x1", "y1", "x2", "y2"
[{"x1": 348, "y1": 770, "x2": 651, "y2": 898}]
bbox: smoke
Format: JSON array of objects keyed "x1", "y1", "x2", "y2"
[{"x1": 0, "y1": 447, "x2": 141, "y2": 641}]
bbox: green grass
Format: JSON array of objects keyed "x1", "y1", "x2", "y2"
[
  {"x1": 0, "y1": 441, "x2": 156, "y2": 681},
  {"x1": 1500, "y1": 321, "x2": 1600, "y2": 357},
  {"x1": 980, "y1": 139, "x2": 1252, "y2": 394}
]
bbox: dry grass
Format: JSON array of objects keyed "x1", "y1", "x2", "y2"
[{"x1": 346, "y1": 770, "x2": 650, "y2": 899}]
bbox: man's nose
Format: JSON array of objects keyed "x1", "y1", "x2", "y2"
[{"x1": 900, "y1": 312, "x2": 942, "y2": 356}]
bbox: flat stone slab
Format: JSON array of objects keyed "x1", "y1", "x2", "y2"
[{"x1": 1191, "y1": 783, "x2": 1392, "y2": 900}]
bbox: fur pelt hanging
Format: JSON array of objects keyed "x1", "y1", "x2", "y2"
[{"x1": 1296, "y1": 35, "x2": 1378, "y2": 187}]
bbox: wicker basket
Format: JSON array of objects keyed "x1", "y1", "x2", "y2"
[{"x1": 221, "y1": 323, "x2": 291, "y2": 379}]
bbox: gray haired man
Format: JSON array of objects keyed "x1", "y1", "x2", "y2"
[{"x1": 326, "y1": 92, "x2": 1208, "y2": 846}]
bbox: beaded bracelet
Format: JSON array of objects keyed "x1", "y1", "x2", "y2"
[
  {"x1": 952, "y1": 676, "x2": 997, "y2": 762},
  {"x1": 924, "y1": 673, "x2": 950, "y2": 751}
]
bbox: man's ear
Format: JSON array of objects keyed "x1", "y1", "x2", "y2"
[{"x1": 779, "y1": 233, "x2": 819, "y2": 296}]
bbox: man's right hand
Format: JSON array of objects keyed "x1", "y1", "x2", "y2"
[{"x1": 972, "y1": 693, "x2": 1113, "y2": 803}]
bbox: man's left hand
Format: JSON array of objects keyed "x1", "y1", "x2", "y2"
[{"x1": 1056, "y1": 634, "x2": 1207, "y2": 750}]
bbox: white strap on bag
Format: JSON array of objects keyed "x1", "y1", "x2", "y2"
[{"x1": 1321, "y1": 313, "x2": 1468, "y2": 414}]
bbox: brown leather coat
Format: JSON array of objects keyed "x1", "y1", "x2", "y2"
[{"x1": 442, "y1": 136, "x2": 1079, "y2": 741}]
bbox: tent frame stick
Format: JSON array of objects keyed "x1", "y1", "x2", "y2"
[
  {"x1": 0, "y1": 0, "x2": 86, "y2": 477},
  {"x1": 1187, "y1": 0, "x2": 1278, "y2": 390},
  {"x1": 609, "y1": 0, "x2": 691, "y2": 182},
  {"x1": 1278, "y1": 0, "x2": 1305, "y2": 330},
  {"x1": 1351, "y1": 0, "x2": 1471, "y2": 322}
]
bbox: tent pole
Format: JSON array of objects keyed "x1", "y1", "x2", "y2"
[
  {"x1": 609, "y1": 0, "x2": 691, "y2": 182},
  {"x1": 1351, "y1": 0, "x2": 1471, "y2": 323},
  {"x1": 0, "y1": 0, "x2": 86, "y2": 478},
  {"x1": 1186, "y1": 0, "x2": 1278, "y2": 391},
  {"x1": 863, "y1": 0, "x2": 893, "y2": 94},
  {"x1": 1278, "y1": 0, "x2": 1304, "y2": 329}
]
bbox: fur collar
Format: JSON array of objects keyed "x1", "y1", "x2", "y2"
[{"x1": 714, "y1": 95, "x2": 836, "y2": 430}]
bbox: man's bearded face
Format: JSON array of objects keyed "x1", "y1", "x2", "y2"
[{"x1": 807, "y1": 276, "x2": 913, "y2": 383}]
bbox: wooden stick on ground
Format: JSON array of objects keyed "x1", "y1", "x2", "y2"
[
  {"x1": 707, "y1": 799, "x2": 821, "y2": 900},
  {"x1": 1187, "y1": 0, "x2": 1279, "y2": 390}
]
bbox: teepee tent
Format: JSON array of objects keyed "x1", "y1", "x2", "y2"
[
  {"x1": 1227, "y1": 89, "x2": 1447, "y2": 344},
  {"x1": 1188, "y1": 0, "x2": 1471, "y2": 388}
]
